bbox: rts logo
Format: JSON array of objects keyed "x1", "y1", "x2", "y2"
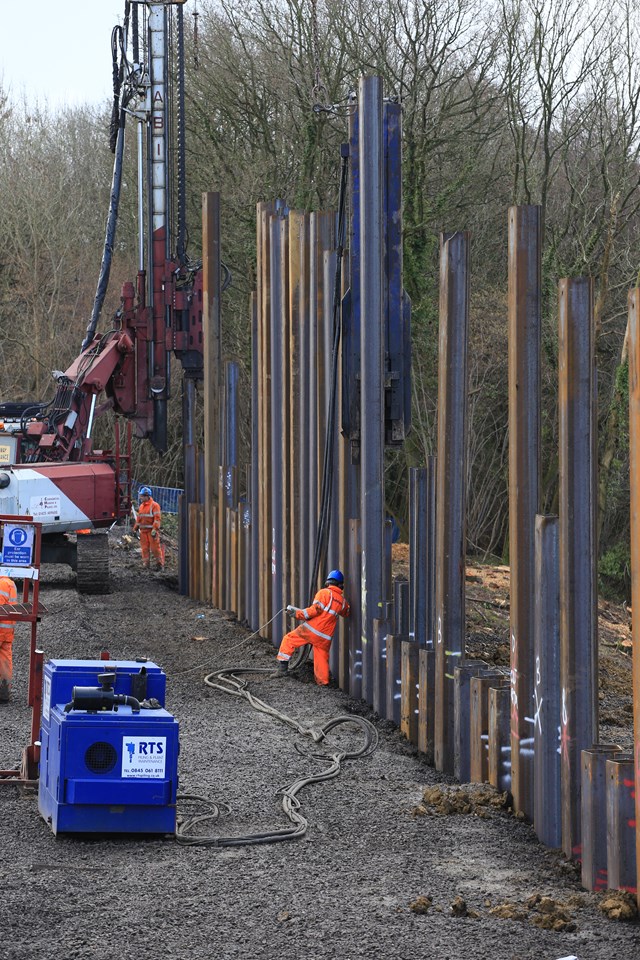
[
  {"x1": 121, "y1": 736, "x2": 167, "y2": 778},
  {"x1": 125, "y1": 740, "x2": 164, "y2": 759}
]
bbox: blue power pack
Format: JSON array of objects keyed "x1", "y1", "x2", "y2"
[{"x1": 39, "y1": 660, "x2": 179, "y2": 835}]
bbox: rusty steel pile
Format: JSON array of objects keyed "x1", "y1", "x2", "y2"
[{"x1": 178, "y1": 75, "x2": 640, "y2": 905}]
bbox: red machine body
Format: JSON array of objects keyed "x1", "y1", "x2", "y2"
[{"x1": 0, "y1": 3, "x2": 203, "y2": 590}]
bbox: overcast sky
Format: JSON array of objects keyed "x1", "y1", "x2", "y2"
[{"x1": 0, "y1": 1, "x2": 141, "y2": 110}]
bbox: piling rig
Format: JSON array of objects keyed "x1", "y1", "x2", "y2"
[{"x1": 0, "y1": 1, "x2": 203, "y2": 593}]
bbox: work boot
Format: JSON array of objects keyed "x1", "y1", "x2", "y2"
[
  {"x1": 0, "y1": 679, "x2": 10, "y2": 703},
  {"x1": 270, "y1": 660, "x2": 290, "y2": 679}
]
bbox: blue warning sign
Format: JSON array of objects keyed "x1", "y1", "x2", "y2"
[{"x1": 2, "y1": 524, "x2": 34, "y2": 566}]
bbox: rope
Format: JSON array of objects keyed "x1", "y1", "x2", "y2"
[
  {"x1": 174, "y1": 668, "x2": 378, "y2": 846},
  {"x1": 168, "y1": 608, "x2": 286, "y2": 677}
]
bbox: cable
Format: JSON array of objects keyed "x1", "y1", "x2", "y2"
[
  {"x1": 174, "y1": 668, "x2": 378, "y2": 847},
  {"x1": 285, "y1": 149, "x2": 349, "y2": 672},
  {"x1": 82, "y1": 19, "x2": 134, "y2": 352},
  {"x1": 168, "y1": 608, "x2": 286, "y2": 677},
  {"x1": 308, "y1": 149, "x2": 350, "y2": 601}
]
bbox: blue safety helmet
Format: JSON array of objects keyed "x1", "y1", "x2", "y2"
[
  {"x1": 326, "y1": 569, "x2": 344, "y2": 587},
  {"x1": 139, "y1": 486, "x2": 152, "y2": 498}
]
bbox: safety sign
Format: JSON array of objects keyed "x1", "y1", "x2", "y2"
[
  {"x1": 121, "y1": 736, "x2": 167, "y2": 779},
  {"x1": 1, "y1": 523, "x2": 34, "y2": 566}
]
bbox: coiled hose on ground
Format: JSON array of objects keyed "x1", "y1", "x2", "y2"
[{"x1": 175, "y1": 667, "x2": 378, "y2": 848}]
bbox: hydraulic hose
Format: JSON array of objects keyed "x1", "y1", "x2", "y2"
[
  {"x1": 174, "y1": 667, "x2": 378, "y2": 847},
  {"x1": 82, "y1": 28, "x2": 130, "y2": 353},
  {"x1": 287, "y1": 149, "x2": 349, "y2": 673}
]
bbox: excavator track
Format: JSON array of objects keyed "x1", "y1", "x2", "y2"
[{"x1": 76, "y1": 533, "x2": 111, "y2": 595}]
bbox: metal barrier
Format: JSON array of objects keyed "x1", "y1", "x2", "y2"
[{"x1": 132, "y1": 483, "x2": 182, "y2": 515}]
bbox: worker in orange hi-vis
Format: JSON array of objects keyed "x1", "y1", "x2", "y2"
[
  {"x1": 274, "y1": 570, "x2": 350, "y2": 685},
  {"x1": 0, "y1": 574, "x2": 18, "y2": 702},
  {"x1": 133, "y1": 486, "x2": 164, "y2": 571}
]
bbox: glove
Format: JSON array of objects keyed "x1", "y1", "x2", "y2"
[
  {"x1": 286, "y1": 605, "x2": 295, "y2": 616},
  {"x1": 151, "y1": 529, "x2": 157, "y2": 539}
]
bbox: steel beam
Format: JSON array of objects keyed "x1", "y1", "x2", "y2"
[
  {"x1": 309, "y1": 212, "x2": 335, "y2": 598},
  {"x1": 270, "y1": 215, "x2": 285, "y2": 645},
  {"x1": 299, "y1": 214, "x2": 312, "y2": 605},
  {"x1": 558, "y1": 277, "x2": 598, "y2": 861},
  {"x1": 288, "y1": 212, "x2": 308, "y2": 608},
  {"x1": 202, "y1": 192, "x2": 222, "y2": 605},
  {"x1": 454, "y1": 661, "x2": 490, "y2": 783},
  {"x1": 534, "y1": 514, "x2": 562, "y2": 849},
  {"x1": 385, "y1": 634, "x2": 403, "y2": 725},
  {"x1": 508, "y1": 205, "x2": 541, "y2": 820},
  {"x1": 434, "y1": 231, "x2": 470, "y2": 774},
  {"x1": 470, "y1": 675, "x2": 509, "y2": 784},
  {"x1": 359, "y1": 75, "x2": 387, "y2": 705},
  {"x1": 250, "y1": 293, "x2": 259, "y2": 628},
  {"x1": 401, "y1": 640, "x2": 419, "y2": 745},
  {"x1": 393, "y1": 580, "x2": 410, "y2": 637},
  {"x1": 410, "y1": 460, "x2": 436, "y2": 648},
  {"x1": 347, "y1": 519, "x2": 363, "y2": 700},
  {"x1": 581, "y1": 745, "x2": 622, "y2": 891},
  {"x1": 338, "y1": 233, "x2": 358, "y2": 691},
  {"x1": 418, "y1": 648, "x2": 436, "y2": 763},
  {"x1": 373, "y1": 619, "x2": 389, "y2": 716},
  {"x1": 257, "y1": 202, "x2": 275, "y2": 637},
  {"x1": 627, "y1": 288, "x2": 640, "y2": 906},
  {"x1": 606, "y1": 753, "x2": 637, "y2": 894},
  {"x1": 488, "y1": 685, "x2": 511, "y2": 793}
]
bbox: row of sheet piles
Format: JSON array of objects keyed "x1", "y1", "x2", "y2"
[
  {"x1": 182, "y1": 128, "x2": 638, "y2": 904},
  {"x1": 381, "y1": 210, "x2": 638, "y2": 902}
]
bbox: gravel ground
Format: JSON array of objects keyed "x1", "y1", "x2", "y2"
[{"x1": 1, "y1": 539, "x2": 639, "y2": 960}]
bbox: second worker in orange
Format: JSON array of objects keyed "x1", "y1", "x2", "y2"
[{"x1": 274, "y1": 570, "x2": 350, "y2": 685}]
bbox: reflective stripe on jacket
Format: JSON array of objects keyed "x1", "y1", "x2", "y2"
[
  {"x1": 135, "y1": 499, "x2": 161, "y2": 531},
  {"x1": 0, "y1": 576, "x2": 17, "y2": 633},
  {"x1": 295, "y1": 585, "x2": 350, "y2": 641}
]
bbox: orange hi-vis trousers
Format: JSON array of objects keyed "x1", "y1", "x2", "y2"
[
  {"x1": 278, "y1": 627, "x2": 332, "y2": 686},
  {"x1": 0, "y1": 576, "x2": 18, "y2": 683},
  {"x1": 277, "y1": 584, "x2": 350, "y2": 685},
  {"x1": 140, "y1": 529, "x2": 163, "y2": 568}
]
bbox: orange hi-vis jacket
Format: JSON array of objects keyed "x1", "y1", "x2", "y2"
[
  {"x1": 0, "y1": 575, "x2": 18, "y2": 682},
  {"x1": 293, "y1": 584, "x2": 350, "y2": 641},
  {"x1": 135, "y1": 498, "x2": 161, "y2": 533}
]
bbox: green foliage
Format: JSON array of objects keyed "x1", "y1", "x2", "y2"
[
  {"x1": 598, "y1": 541, "x2": 631, "y2": 601},
  {"x1": 2, "y1": 0, "x2": 640, "y2": 555}
]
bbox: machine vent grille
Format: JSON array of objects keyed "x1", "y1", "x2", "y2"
[{"x1": 85, "y1": 742, "x2": 117, "y2": 774}]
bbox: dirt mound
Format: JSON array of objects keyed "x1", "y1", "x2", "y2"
[
  {"x1": 599, "y1": 891, "x2": 639, "y2": 921},
  {"x1": 408, "y1": 895, "x2": 433, "y2": 914},
  {"x1": 490, "y1": 894, "x2": 577, "y2": 931},
  {"x1": 413, "y1": 783, "x2": 508, "y2": 817}
]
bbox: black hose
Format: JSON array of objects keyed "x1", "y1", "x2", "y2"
[
  {"x1": 131, "y1": 1, "x2": 139, "y2": 64},
  {"x1": 82, "y1": 23, "x2": 132, "y2": 352},
  {"x1": 308, "y1": 149, "x2": 350, "y2": 600},
  {"x1": 174, "y1": 667, "x2": 378, "y2": 848}
]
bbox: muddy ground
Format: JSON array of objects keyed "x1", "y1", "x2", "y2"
[{"x1": 0, "y1": 534, "x2": 638, "y2": 960}]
